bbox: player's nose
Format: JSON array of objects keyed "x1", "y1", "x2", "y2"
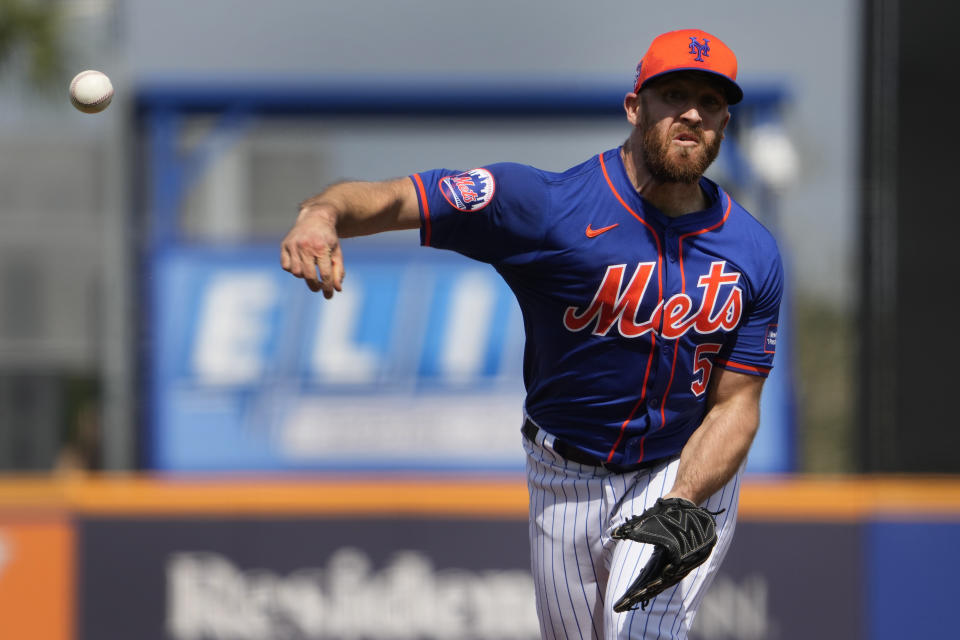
[{"x1": 678, "y1": 105, "x2": 703, "y2": 125}]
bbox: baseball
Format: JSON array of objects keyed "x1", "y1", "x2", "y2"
[{"x1": 69, "y1": 70, "x2": 113, "y2": 114}]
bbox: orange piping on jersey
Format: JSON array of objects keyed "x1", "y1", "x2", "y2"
[
  {"x1": 634, "y1": 191, "x2": 732, "y2": 463},
  {"x1": 715, "y1": 359, "x2": 770, "y2": 375},
  {"x1": 679, "y1": 191, "x2": 732, "y2": 291},
  {"x1": 653, "y1": 340, "x2": 682, "y2": 447},
  {"x1": 605, "y1": 332, "x2": 657, "y2": 464},
  {"x1": 412, "y1": 173, "x2": 431, "y2": 246},
  {"x1": 598, "y1": 152, "x2": 664, "y2": 463},
  {"x1": 598, "y1": 153, "x2": 665, "y2": 293}
]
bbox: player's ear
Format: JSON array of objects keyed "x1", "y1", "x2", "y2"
[
  {"x1": 719, "y1": 111, "x2": 731, "y2": 139},
  {"x1": 624, "y1": 92, "x2": 642, "y2": 126}
]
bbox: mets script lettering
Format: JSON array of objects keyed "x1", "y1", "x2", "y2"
[
  {"x1": 563, "y1": 261, "x2": 743, "y2": 339},
  {"x1": 451, "y1": 176, "x2": 478, "y2": 203}
]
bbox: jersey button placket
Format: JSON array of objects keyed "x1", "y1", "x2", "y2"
[
  {"x1": 659, "y1": 340, "x2": 674, "y2": 368},
  {"x1": 650, "y1": 228, "x2": 676, "y2": 420},
  {"x1": 665, "y1": 230, "x2": 678, "y2": 263}
]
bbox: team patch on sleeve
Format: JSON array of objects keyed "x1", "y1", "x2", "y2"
[
  {"x1": 764, "y1": 324, "x2": 778, "y2": 354},
  {"x1": 439, "y1": 168, "x2": 495, "y2": 212}
]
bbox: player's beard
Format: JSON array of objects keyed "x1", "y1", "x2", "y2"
[{"x1": 639, "y1": 107, "x2": 722, "y2": 184}]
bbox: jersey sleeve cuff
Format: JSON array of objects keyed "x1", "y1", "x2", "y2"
[
  {"x1": 715, "y1": 359, "x2": 771, "y2": 377},
  {"x1": 410, "y1": 173, "x2": 432, "y2": 247}
]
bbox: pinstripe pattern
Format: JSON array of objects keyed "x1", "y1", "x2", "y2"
[{"x1": 524, "y1": 433, "x2": 742, "y2": 640}]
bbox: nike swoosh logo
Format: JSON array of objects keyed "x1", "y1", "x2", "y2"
[{"x1": 585, "y1": 223, "x2": 619, "y2": 238}]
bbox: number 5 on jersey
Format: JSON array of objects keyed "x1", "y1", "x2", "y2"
[{"x1": 691, "y1": 343, "x2": 723, "y2": 396}]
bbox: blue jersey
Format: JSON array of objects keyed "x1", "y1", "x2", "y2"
[{"x1": 410, "y1": 147, "x2": 783, "y2": 466}]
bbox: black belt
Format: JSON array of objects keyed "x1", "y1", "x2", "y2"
[{"x1": 522, "y1": 418, "x2": 669, "y2": 473}]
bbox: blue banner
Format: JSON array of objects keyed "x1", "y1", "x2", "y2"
[{"x1": 148, "y1": 242, "x2": 792, "y2": 472}]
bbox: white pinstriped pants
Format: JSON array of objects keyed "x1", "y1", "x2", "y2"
[{"x1": 523, "y1": 431, "x2": 742, "y2": 640}]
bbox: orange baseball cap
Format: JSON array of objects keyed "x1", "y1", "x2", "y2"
[{"x1": 633, "y1": 29, "x2": 743, "y2": 104}]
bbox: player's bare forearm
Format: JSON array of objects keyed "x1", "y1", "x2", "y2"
[
  {"x1": 297, "y1": 178, "x2": 420, "y2": 238},
  {"x1": 663, "y1": 368, "x2": 765, "y2": 506},
  {"x1": 280, "y1": 178, "x2": 420, "y2": 297}
]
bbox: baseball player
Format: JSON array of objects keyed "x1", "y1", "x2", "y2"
[{"x1": 281, "y1": 28, "x2": 782, "y2": 640}]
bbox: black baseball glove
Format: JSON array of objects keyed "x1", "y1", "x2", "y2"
[{"x1": 611, "y1": 497, "x2": 723, "y2": 612}]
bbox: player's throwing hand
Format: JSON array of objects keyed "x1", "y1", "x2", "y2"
[{"x1": 280, "y1": 203, "x2": 345, "y2": 298}]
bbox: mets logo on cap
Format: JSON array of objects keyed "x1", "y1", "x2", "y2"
[{"x1": 439, "y1": 168, "x2": 495, "y2": 212}]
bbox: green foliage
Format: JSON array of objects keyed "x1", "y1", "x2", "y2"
[{"x1": 0, "y1": 0, "x2": 63, "y2": 86}]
